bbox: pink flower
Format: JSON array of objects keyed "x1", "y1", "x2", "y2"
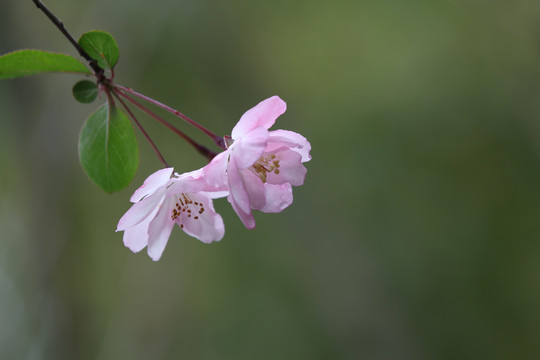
[
  {"x1": 116, "y1": 167, "x2": 226, "y2": 261},
  {"x1": 204, "y1": 96, "x2": 311, "y2": 229}
]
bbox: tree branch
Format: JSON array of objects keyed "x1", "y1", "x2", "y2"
[{"x1": 32, "y1": 0, "x2": 105, "y2": 81}]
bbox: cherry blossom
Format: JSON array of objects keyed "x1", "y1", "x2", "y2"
[
  {"x1": 204, "y1": 96, "x2": 311, "y2": 229},
  {"x1": 116, "y1": 167, "x2": 226, "y2": 261}
]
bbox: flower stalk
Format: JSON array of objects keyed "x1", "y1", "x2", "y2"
[
  {"x1": 113, "y1": 91, "x2": 170, "y2": 168},
  {"x1": 114, "y1": 85, "x2": 226, "y2": 150},
  {"x1": 114, "y1": 89, "x2": 218, "y2": 162}
]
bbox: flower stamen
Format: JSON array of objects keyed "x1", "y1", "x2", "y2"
[
  {"x1": 171, "y1": 194, "x2": 206, "y2": 228},
  {"x1": 250, "y1": 154, "x2": 280, "y2": 183}
]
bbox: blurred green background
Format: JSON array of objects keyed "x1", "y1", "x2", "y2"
[{"x1": 2, "y1": 0, "x2": 540, "y2": 359}]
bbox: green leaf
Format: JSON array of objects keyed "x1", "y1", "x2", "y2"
[
  {"x1": 78, "y1": 31, "x2": 119, "y2": 70},
  {"x1": 72, "y1": 80, "x2": 99, "y2": 103},
  {"x1": 79, "y1": 103, "x2": 138, "y2": 193},
  {"x1": 0, "y1": 49, "x2": 91, "y2": 79}
]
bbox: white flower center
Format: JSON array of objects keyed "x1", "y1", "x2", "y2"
[{"x1": 171, "y1": 193, "x2": 205, "y2": 228}]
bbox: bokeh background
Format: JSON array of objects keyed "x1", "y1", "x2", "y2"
[{"x1": 2, "y1": 0, "x2": 540, "y2": 358}]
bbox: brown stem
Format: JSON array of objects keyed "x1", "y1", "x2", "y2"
[
  {"x1": 112, "y1": 90, "x2": 170, "y2": 168},
  {"x1": 32, "y1": 0, "x2": 105, "y2": 82},
  {"x1": 115, "y1": 91, "x2": 218, "y2": 162},
  {"x1": 114, "y1": 84, "x2": 226, "y2": 149}
]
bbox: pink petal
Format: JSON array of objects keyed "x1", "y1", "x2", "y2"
[
  {"x1": 147, "y1": 196, "x2": 175, "y2": 261},
  {"x1": 167, "y1": 176, "x2": 229, "y2": 200},
  {"x1": 169, "y1": 163, "x2": 230, "y2": 200},
  {"x1": 116, "y1": 190, "x2": 165, "y2": 231},
  {"x1": 130, "y1": 167, "x2": 173, "y2": 203},
  {"x1": 230, "y1": 126, "x2": 268, "y2": 169},
  {"x1": 227, "y1": 157, "x2": 252, "y2": 215},
  {"x1": 259, "y1": 183, "x2": 293, "y2": 213},
  {"x1": 167, "y1": 174, "x2": 206, "y2": 196},
  {"x1": 267, "y1": 130, "x2": 311, "y2": 163},
  {"x1": 177, "y1": 193, "x2": 225, "y2": 243},
  {"x1": 240, "y1": 168, "x2": 266, "y2": 210},
  {"x1": 206, "y1": 190, "x2": 229, "y2": 199},
  {"x1": 122, "y1": 207, "x2": 157, "y2": 253},
  {"x1": 178, "y1": 167, "x2": 204, "y2": 180},
  {"x1": 265, "y1": 148, "x2": 307, "y2": 187},
  {"x1": 231, "y1": 96, "x2": 287, "y2": 139},
  {"x1": 202, "y1": 150, "x2": 230, "y2": 191},
  {"x1": 227, "y1": 158, "x2": 256, "y2": 229},
  {"x1": 228, "y1": 194, "x2": 256, "y2": 229}
]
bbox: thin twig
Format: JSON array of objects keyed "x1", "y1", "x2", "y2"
[
  {"x1": 32, "y1": 0, "x2": 105, "y2": 81},
  {"x1": 115, "y1": 90, "x2": 218, "y2": 161},
  {"x1": 112, "y1": 90, "x2": 170, "y2": 168},
  {"x1": 114, "y1": 84, "x2": 225, "y2": 149}
]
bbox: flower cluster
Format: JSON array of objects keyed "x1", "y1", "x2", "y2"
[{"x1": 116, "y1": 96, "x2": 311, "y2": 260}]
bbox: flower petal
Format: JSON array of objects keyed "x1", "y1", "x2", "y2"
[
  {"x1": 227, "y1": 158, "x2": 256, "y2": 228},
  {"x1": 227, "y1": 157, "x2": 251, "y2": 215},
  {"x1": 147, "y1": 196, "x2": 175, "y2": 261},
  {"x1": 130, "y1": 167, "x2": 173, "y2": 203},
  {"x1": 167, "y1": 174, "x2": 206, "y2": 195},
  {"x1": 265, "y1": 148, "x2": 307, "y2": 187},
  {"x1": 267, "y1": 130, "x2": 311, "y2": 163},
  {"x1": 240, "y1": 168, "x2": 266, "y2": 210},
  {"x1": 259, "y1": 183, "x2": 293, "y2": 213},
  {"x1": 116, "y1": 190, "x2": 165, "y2": 231},
  {"x1": 202, "y1": 150, "x2": 230, "y2": 191},
  {"x1": 177, "y1": 167, "x2": 204, "y2": 180},
  {"x1": 178, "y1": 193, "x2": 225, "y2": 243},
  {"x1": 206, "y1": 190, "x2": 229, "y2": 199},
  {"x1": 231, "y1": 96, "x2": 287, "y2": 139},
  {"x1": 231, "y1": 126, "x2": 268, "y2": 169},
  {"x1": 228, "y1": 194, "x2": 256, "y2": 229},
  {"x1": 167, "y1": 176, "x2": 229, "y2": 199},
  {"x1": 122, "y1": 206, "x2": 158, "y2": 253}
]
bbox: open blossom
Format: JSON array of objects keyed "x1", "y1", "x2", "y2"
[
  {"x1": 116, "y1": 167, "x2": 226, "y2": 261},
  {"x1": 204, "y1": 96, "x2": 311, "y2": 229}
]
